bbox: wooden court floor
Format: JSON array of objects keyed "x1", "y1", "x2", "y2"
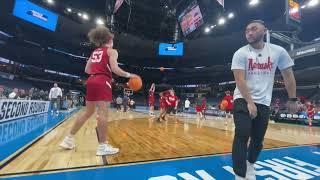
[{"x1": 1, "y1": 109, "x2": 319, "y2": 175}]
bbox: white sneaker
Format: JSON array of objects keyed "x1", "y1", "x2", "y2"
[
  {"x1": 246, "y1": 161, "x2": 256, "y2": 180},
  {"x1": 235, "y1": 174, "x2": 246, "y2": 180},
  {"x1": 59, "y1": 136, "x2": 75, "y2": 149},
  {"x1": 96, "y1": 143, "x2": 119, "y2": 156}
]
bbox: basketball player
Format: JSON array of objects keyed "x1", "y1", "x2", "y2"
[
  {"x1": 273, "y1": 98, "x2": 281, "y2": 114},
  {"x1": 158, "y1": 89, "x2": 179, "y2": 123},
  {"x1": 231, "y1": 20, "x2": 298, "y2": 179},
  {"x1": 158, "y1": 90, "x2": 167, "y2": 121},
  {"x1": 307, "y1": 101, "x2": 315, "y2": 126},
  {"x1": 222, "y1": 90, "x2": 234, "y2": 125},
  {"x1": 148, "y1": 83, "x2": 155, "y2": 116},
  {"x1": 60, "y1": 26, "x2": 138, "y2": 156},
  {"x1": 195, "y1": 95, "x2": 204, "y2": 119},
  {"x1": 201, "y1": 97, "x2": 207, "y2": 120}
]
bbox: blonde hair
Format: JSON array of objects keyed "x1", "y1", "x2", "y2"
[{"x1": 88, "y1": 26, "x2": 114, "y2": 47}]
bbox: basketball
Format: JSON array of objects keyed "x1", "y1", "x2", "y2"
[
  {"x1": 220, "y1": 100, "x2": 228, "y2": 110},
  {"x1": 128, "y1": 76, "x2": 143, "y2": 91}
]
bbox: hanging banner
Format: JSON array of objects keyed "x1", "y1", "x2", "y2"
[
  {"x1": 114, "y1": 0, "x2": 124, "y2": 14},
  {"x1": 217, "y1": 0, "x2": 224, "y2": 7}
]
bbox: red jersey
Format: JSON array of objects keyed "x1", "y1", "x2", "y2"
[
  {"x1": 86, "y1": 47, "x2": 112, "y2": 101},
  {"x1": 149, "y1": 90, "x2": 154, "y2": 99},
  {"x1": 148, "y1": 90, "x2": 155, "y2": 106},
  {"x1": 223, "y1": 95, "x2": 234, "y2": 110},
  {"x1": 166, "y1": 95, "x2": 178, "y2": 107},
  {"x1": 307, "y1": 105, "x2": 315, "y2": 116},
  {"x1": 160, "y1": 96, "x2": 166, "y2": 108},
  {"x1": 88, "y1": 47, "x2": 112, "y2": 79}
]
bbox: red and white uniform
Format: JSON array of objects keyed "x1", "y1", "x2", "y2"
[
  {"x1": 86, "y1": 47, "x2": 112, "y2": 101},
  {"x1": 160, "y1": 91, "x2": 169, "y2": 109},
  {"x1": 307, "y1": 104, "x2": 315, "y2": 119},
  {"x1": 160, "y1": 96, "x2": 166, "y2": 109},
  {"x1": 223, "y1": 95, "x2": 234, "y2": 111},
  {"x1": 148, "y1": 90, "x2": 155, "y2": 106},
  {"x1": 166, "y1": 95, "x2": 178, "y2": 107},
  {"x1": 195, "y1": 98, "x2": 203, "y2": 113}
]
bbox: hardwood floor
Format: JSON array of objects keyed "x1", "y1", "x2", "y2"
[{"x1": 1, "y1": 109, "x2": 318, "y2": 175}]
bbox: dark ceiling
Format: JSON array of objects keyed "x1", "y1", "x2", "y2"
[{"x1": 0, "y1": 0, "x2": 320, "y2": 85}]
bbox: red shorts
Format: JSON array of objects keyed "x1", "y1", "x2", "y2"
[
  {"x1": 86, "y1": 75, "x2": 112, "y2": 101},
  {"x1": 196, "y1": 105, "x2": 203, "y2": 113},
  {"x1": 160, "y1": 101, "x2": 166, "y2": 109},
  {"x1": 149, "y1": 97, "x2": 155, "y2": 106},
  {"x1": 308, "y1": 113, "x2": 314, "y2": 119}
]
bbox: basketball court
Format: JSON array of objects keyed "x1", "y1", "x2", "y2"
[
  {"x1": 0, "y1": 0, "x2": 320, "y2": 179},
  {"x1": 0, "y1": 109, "x2": 319, "y2": 179}
]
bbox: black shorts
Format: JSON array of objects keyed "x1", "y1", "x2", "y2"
[{"x1": 165, "y1": 106, "x2": 176, "y2": 114}]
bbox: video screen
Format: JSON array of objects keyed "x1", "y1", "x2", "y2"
[
  {"x1": 158, "y1": 42, "x2": 184, "y2": 56},
  {"x1": 13, "y1": 0, "x2": 58, "y2": 31},
  {"x1": 288, "y1": 0, "x2": 301, "y2": 23},
  {"x1": 178, "y1": 2, "x2": 204, "y2": 36}
]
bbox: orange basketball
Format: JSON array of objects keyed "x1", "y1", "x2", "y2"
[
  {"x1": 220, "y1": 100, "x2": 229, "y2": 110},
  {"x1": 128, "y1": 76, "x2": 142, "y2": 91}
]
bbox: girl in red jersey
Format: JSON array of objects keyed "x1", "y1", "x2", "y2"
[
  {"x1": 307, "y1": 101, "x2": 315, "y2": 126},
  {"x1": 158, "y1": 89, "x2": 179, "y2": 123},
  {"x1": 195, "y1": 95, "x2": 205, "y2": 119},
  {"x1": 201, "y1": 97, "x2": 207, "y2": 120},
  {"x1": 60, "y1": 26, "x2": 138, "y2": 156},
  {"x1": 158, "y1": 90, "x2": 169, "y2": 122},
  {"x1": 148, "y1": 83, "x2": 155, "y2": 116},
  {"x1": 159, "y1": 91, "x2": 167, "y2": 120},
  {"x1": 222, "y1": 90, "x2": 234, "y2": 125}
]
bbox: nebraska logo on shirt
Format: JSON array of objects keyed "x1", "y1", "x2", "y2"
[{"x1": 248, "y1": 57, "x2": 273, "y2": 71}]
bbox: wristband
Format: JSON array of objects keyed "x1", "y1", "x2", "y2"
[
  {"x1": 289, "y1": 97, "x2": 298, "y2": 102},
  {"x1": 125, "y1": 72, "x2": 131, "y2": 78}
]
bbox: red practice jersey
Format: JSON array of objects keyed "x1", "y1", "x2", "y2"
[
  {"x1": 166, "y1": 95, "x2": 178, "y2": 107},
  {"x1": 223, "y1": 95, "x2": 234, "y2": 110},
  {"x1": 88, "y1": 47, "x2": 112, "y2": 78}
]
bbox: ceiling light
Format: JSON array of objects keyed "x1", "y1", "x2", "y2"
[
  {"x1": 204, "y1": 27, "x2": 210, "y2": 33},
  {"x1": 228, "y1": 12, "x2": 234, "y2": 19},
  {"x1": 82, "y1": 13, "x2": 89, "y2": 20},
  {"x1": 210, "y1": 25, "x2": 217, "y2": 29},
  {"x1": 218, "y1": 17, "x2": 226, "y2": 25},
  {"x1": 96, "y1": 18, "x2": 105, "y2": 25},
  {"x1": 308, "y1": 0, "x2": 319, "y2": 7},
  {"x1": 249, "y1": 0, "x2": 259, "y2": 6},
  {"x1": 46, "y1": 0, "x2": 54, "y2": 5}
]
